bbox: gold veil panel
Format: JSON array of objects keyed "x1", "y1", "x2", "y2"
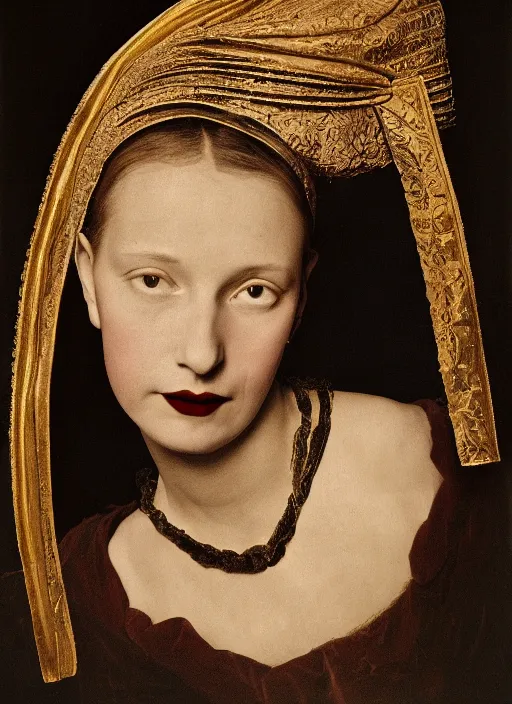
[{"x1": 10, "y1": 0, "x2": 500, "y2": 682}]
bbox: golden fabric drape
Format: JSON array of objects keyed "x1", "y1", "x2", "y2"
[{"x1": 10, "y1": 0, "x2": 499, "y2": 682}]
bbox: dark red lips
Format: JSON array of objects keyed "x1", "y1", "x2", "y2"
[{"x1": 163, "y1": 390, "x2": 230, "y2": 417}]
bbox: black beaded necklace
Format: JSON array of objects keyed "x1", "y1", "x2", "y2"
[{"x1": 137, "y1": 379, "x2": 333, "y2": 574}]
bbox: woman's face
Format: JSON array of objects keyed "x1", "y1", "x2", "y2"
[{"x1": 77, "y1": 155, "x2": 314, "y2": 454}]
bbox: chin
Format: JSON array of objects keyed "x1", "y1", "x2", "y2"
[
  {"x1": 142, "y1": 421, "x2": 247, "y2": 456},
  {"x1": 130, "y1": 392, "x2": 267, "y2": 456}
]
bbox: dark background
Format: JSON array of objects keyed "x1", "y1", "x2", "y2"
[{"x1": 0, "y1": 0, "x2": 511, "y2": 572}]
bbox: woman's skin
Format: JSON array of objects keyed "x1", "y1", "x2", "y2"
[{"x1": 76, "y1": 143, "x2": 443, "y2": 666}]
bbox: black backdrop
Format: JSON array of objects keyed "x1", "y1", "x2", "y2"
[{"x1": 1, "y1": 0, "x2": 511, "y2": 572}]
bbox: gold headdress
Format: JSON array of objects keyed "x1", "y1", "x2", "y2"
[{"x1": 10, "y1": 0, "x2": 499, "y2": 683}]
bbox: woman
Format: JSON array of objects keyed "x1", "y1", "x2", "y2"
[
  {"x1": 75, "y1": 114, "x2": 441, "y2": 652},
  {"x1": 4, "y1": 0, "x2": 511, "y2": 702}
]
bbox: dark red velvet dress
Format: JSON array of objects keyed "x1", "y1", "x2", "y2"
[{"x1": 2, "y1": 400, "x2": 511, "y2": 703}]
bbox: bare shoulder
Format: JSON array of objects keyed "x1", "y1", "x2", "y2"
[
  {"x1": 108, "y1": 506, "x2": 151, "y2": 572},
  {"x1": 326, "y1": 391, "x2": 441, "y2": 494},
  {"x1": 330, "y1": 390, "x2": 433, "y2": 454}
]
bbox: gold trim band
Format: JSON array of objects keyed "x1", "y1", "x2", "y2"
[{"x1": 377, "y1": 77, "x2": 499, "y2": 465}]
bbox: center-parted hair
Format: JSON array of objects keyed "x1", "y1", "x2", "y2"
[{"x1": 83, "y1": 118, "x2": 313, "y2": 251}]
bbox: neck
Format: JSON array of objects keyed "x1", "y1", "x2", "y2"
[{"x1": 142, "y1": 381, "x2": 301, "y2": 551}]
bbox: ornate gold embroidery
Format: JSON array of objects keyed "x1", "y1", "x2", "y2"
[
  {"x1": 377, "y1": 77, "x2": 498, "y2": 465},
  {"x1": 10, "y1": 0, "x2": 498, "y2": 683}
]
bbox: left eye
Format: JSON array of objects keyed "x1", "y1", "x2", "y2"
[
  {"x1": 247, "y1": 285, "x2": 265, "y2": 299},
  {"x1": 233, "y1": 284, "x2": 278, "y2": 306}
]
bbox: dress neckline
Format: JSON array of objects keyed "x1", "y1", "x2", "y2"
[{"x1": 94, "y1": 398, "x2": 460, "y2": 674}]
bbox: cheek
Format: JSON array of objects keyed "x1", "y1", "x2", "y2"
[
  {"x1": 97, "y1": 299, "x2": 157, "y2": 404},
  {"x1": 225, "y1": 305, "x2": 294, "y2": 387}
]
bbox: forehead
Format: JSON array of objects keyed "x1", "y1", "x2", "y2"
[{"x1": 100, "y1": 159, "x2": 306, "y2": 261}]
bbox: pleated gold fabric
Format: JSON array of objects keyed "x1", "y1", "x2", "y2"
[{"x1": 10, "y1": 0, "x2": 499, "y2": 682}]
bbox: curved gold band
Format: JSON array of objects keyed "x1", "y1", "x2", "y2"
[
  {"x1": 9, "y1": 0, "x2": 499, "y2": 683},
  {"x1": 377, "y1": 77, "x2": 498, "y2": 466}
]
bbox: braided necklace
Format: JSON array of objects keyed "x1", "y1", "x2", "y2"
[{"x1": 137, "y1": 379, "x2": 333, "y2": 574}]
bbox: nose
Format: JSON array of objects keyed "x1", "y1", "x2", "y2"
[{"x1": 175, "y1": 300, "x2": 224, "y2": 377}]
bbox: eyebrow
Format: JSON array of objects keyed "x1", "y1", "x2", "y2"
[
  {"x1": 116, "y1": 251, "x2": 292, "y2": 277},
  {"x1": 228, "y1": 264, "x2": 292, "y2": 277},
  {"x1": 115, "y1": 251, "x2": 180, "y2": 265}
]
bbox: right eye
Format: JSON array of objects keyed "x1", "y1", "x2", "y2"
[
  {"x1": 142, "y1": 274, "x2": 161, "y2": 289},
  {"x1": 130, "y1": 272, "x2": 175, "y2": 294}
]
